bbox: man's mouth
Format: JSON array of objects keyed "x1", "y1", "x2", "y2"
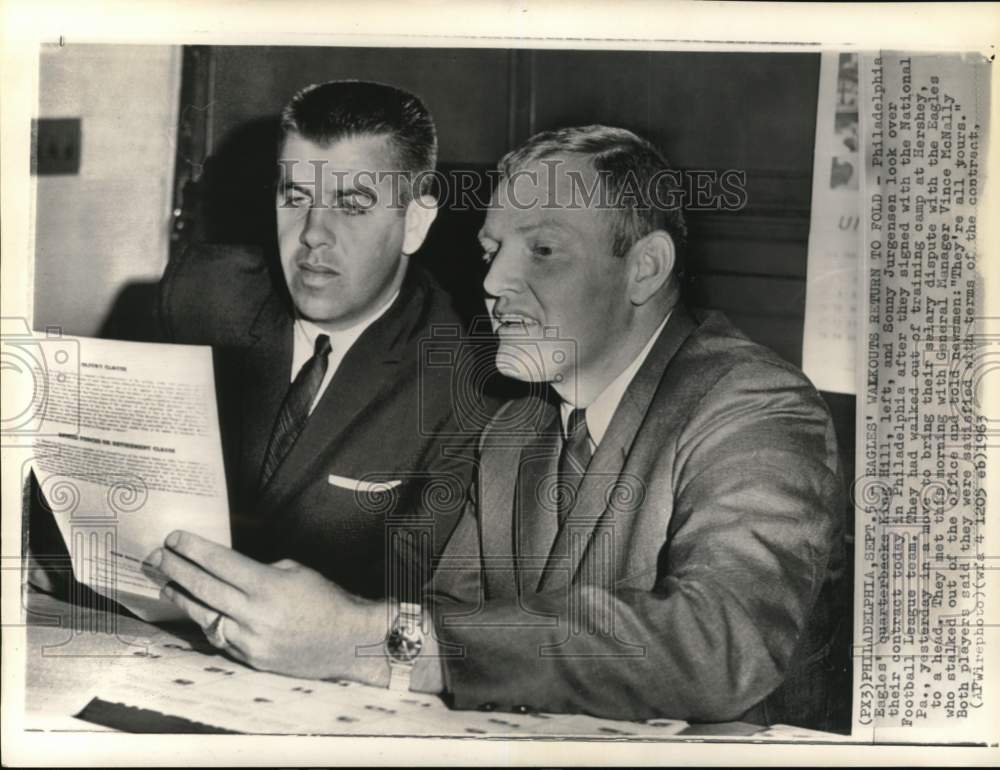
[
  {"x1": 494, "y1": 313, "x2": 541, "y2": 334},
  {"x1": 297, "y1": 262, "x2": 339, "y2": 286}
]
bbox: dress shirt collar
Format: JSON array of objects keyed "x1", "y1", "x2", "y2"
[
  {"x1": 291, "y1": 288, "x2": 400, "y2": 384},
  {"x1": 560, "y1": 311, "x2": 671, "y2": 449}
]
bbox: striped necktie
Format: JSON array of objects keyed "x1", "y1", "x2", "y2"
[{"x1": 558, "y1": 407, "x2": 593, "y2": 524}]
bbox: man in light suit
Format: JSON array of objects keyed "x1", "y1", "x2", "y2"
[{"x1": 155, "y1": 125, "x2": 847, "y2": 727}]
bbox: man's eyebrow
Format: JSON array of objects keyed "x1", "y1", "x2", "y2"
[
  {"x1": 477, "y1": 220, "x2": 570, "y2": 242},
  {"x1": 278, "y1": 180, "x2": 374, "y2": 195},
  {"x1": 279, "y1": 181, "x2": 314, "y2": 196},
  {"x1": 333, "y1": 186, "x2": 376, "y2": 200},
  {"x1": 514, "y1": 219, "x2": 570, "y2": 235}
]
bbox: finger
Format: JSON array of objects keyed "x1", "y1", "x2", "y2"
[
  {"x1": 218, "y1": 639, "x2": 252, "y2": 668},
  {"x1": 271, "y1": 559, "x2": 299, "y2": 570},
  {"x1": 150, "y1": 547, "x2": 249, "y2": 620},
  {"x1": 204, "y1": 612, "x2": 254, "y2": 664},
  {"x1": 164, "y1": 530, "x2": 268, "y2": 593},
  {"x1": 211, "y1": 616, "x2": 254, "y2": 662},
  {"x1": 161, "y1": 582, "x2": 221, "y2": 631},
  {"x1": 161, "y1": 586, "x2": 253, "y2": 659}
]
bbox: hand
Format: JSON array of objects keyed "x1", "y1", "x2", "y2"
[{"x1": 146, "y1": 530, "x2": 390, "y2": 685}]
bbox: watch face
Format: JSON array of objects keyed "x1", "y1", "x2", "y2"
[{"x1": 386, "y1": 626, "x2": 423, "y2": 664}]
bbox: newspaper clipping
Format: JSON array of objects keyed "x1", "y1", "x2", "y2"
[{"x1": 855, "y1": 51, "x2": 992, "y2": 743}]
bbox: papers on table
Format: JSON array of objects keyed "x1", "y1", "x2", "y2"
[{"x1": 84, "y1": 639, "x2": 689, "y2": 737}]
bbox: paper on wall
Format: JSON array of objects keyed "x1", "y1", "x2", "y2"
[{"x1": 802, "y1": 52, "x2": 862, "y2": 394}]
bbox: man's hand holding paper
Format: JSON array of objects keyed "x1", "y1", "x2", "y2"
[{"x1": 149, "y1": 529, "x2": 388, "y2": 683}]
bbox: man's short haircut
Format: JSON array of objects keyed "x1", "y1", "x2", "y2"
[
  {"x1": 280, "y1": 79, "x2": 438, "y2": 200},
  {"x1": 497, "y1": 125, "x2": 688, "y2": 271}
]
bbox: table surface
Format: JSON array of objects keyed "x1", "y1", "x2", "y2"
[{"x1": 19, "y1": 588, "x2": 838, "y2": 739}]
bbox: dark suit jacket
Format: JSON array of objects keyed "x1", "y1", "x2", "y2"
[
  {"x1": 157, "y1": 244, "x2": 487, "y2": 599},
  {"x1": 429, "y1": 304, "x2": 847, "y2": 729}
]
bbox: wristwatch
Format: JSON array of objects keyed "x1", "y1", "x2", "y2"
[{"x1": 384, "y1": 601, "x2": 423, "y2": 691}]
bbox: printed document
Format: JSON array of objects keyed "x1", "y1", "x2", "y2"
[{"x1": 29, "y1": 335, "x2": 230, "y2": 622}]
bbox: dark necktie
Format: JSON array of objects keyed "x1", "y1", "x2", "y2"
[
  {"x1": 259, "y1": 333, "x2": 332, "y2": 490},
  {"x1": 558, "y1": 408, "x2": 593, "y2": 524}
]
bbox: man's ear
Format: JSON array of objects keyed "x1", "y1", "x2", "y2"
[
  {"x1": 402, "y1": 195, "x2": 438, "y2": 255},
  {"x1": 627, "y1": 230, "x2": 676, "y2": 306}
]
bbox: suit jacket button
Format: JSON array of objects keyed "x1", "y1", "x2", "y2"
[
  {"x1": 514, "y1": 704, "x2": 532, "y2": 714},
  {"x1": 478, "y1": 702, "x2": 496, "y2": 712}
]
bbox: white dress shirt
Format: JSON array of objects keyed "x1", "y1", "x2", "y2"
[
  {"x1": 560, "y1": 311, "x2": 671, "y2": 451},
  {"x1": 291, "y1": 289, "x2": 400, "y2": 414}
]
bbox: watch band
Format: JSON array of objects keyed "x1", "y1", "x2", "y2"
[
  {"x1": 387, "y1": 660, "x2": 412, "y2": 692},
  {"x1": 398, "y1": 601, "x2": 422, "y2": 627}
]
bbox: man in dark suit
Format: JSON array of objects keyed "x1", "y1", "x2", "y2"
[
  {"x1": 134, "y1": 81, "x2": 493, "y2": 677},
  {"x1": 157, "y1": 244, "x2": 472, "y2": 600},
  {"x1": 155, "y1": 125, "x2": 847, "y2": 727}
]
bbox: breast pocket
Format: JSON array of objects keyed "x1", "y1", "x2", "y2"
[{"x1": 327, "y1": 474, "x2": 403, "y2": 519}]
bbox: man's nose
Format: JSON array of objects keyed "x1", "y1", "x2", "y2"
[
  {"x1": 482, "y1": 246, "x2": 523, "y2": 299},
  {"x1": 300, "y1": 205, "x2": 335, "y2": 250}
]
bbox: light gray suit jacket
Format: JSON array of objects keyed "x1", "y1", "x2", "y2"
[{"x1": 428, "y1": 304, "x2": 847, "y2": 728}]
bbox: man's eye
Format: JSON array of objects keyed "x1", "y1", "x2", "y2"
[
  {"x1": 338, "y1": 199, "x2": 369, "y2": 216},
  {"x1": 481, "y1": 248, "x2": 497, "y2": 265},
  {"x1": 530, "y1": 244, "x2": 553, "y2": 258},
  {"x1": 281, "y1": 191, "x2": 311, "y2": 208}
]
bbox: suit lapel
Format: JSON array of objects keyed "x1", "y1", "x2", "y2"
[
  {"x1": 237, "y1": 293, "x2": 294, "y2": 503},
  {"x1": 514, "y1": 406, "x2": 562, "y2": 596},
  {"x1": 537, "y1": 306, "x2": 699, "y2": 593},
  {"x1": 257, "y1": 271, "x2": 428, "y2": 513},
  {"x1": 477, "y1": 394, "x2": 557, "y2": 600}
]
